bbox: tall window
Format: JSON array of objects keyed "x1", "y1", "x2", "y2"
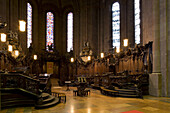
[
  {"x1": 27, "y1": 3, "x2": 32, "y2": 48},
  {"x1": 67, "y1": 12, "x2": 73, "y2": 52},
  {"x1": 135, "y1": 0, "x2": 140, "y2": 44},
  {"x1": 46, "y1": 12, "x2": 54, "y2": 51},
  {"x1": 112, "y1": 2, "x2": 120, "y2": 49}
]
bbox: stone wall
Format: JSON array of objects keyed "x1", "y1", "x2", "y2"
[
  {"x1": 0, "y1": 0, "x2": 135, "y2": 57},
  {"x1": 0, "y1": 0, "x2": 27, "y2": 53}
]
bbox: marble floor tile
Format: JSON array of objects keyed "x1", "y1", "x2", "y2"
[{"x1": 2, "y1": 86, "x2": 170, "y2": 113}]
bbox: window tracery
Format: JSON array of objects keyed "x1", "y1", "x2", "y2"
[{"x1": 112, "y1": 2, "x2": 120, "y2": 49}]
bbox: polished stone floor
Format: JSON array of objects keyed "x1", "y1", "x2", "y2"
[{"x1": 1, "y1": 86, "x2": 170, "y2": 113}]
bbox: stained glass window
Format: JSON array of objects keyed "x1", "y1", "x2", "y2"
[
  {"x1": 112, "y1": 2, "x2": 120, "y2": 49},
  {"x1": 46, "y1": 12, "x2": 54, "y2": 51},
  {"x1": 67, "y1": 12, "x2": 73, "y2": 52},
  {"x1": 135, "y1": 0, "x2": 140, "y2": 44},
  {"x1": 27, "y1": 3, "x2": 32, "y2": 48}
]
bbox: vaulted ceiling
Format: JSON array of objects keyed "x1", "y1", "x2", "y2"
[{"x1": 35, "y1": 0, "x2": 80, "y2": 9}]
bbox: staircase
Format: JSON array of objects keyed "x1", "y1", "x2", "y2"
[
  {"x1": 1, "y1": 88, "x2": 60, "y2": 109},
  {"x1": 100, "y1": 86, "x2": 142, "y2": 98},
  {"x1": 115, "y1": 87, "x2": 142, "y2": 98},
  {"x1": 1, "y1": 93, "x2": 35, "y2": 108},
  {"x1": 1, "y1": 73, "x2": 61, "y2": 109},
  {"x1": 35, "y1": 93, "x2": 60, "y2": 109},
  {"x1": 1, "y1": 88, "x2": 38, "y2": 108}
]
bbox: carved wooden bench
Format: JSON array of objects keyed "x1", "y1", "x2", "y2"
[
  {"x1": 73, "y1": 89, "x2": 90, "y2": 96},
  {"x1": 73, "y1": 90, "x2": 78, "y2": 96},
  {"x1": 84, "y1": 89, "x2": 90, "y2": 95},
  {"x1": 51, "y1": 92, "x2": 66, "y2": 103}
]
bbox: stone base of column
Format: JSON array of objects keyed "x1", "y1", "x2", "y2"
[{"x1": 149, "y1": 73, "x2": 162, "y2": 96}]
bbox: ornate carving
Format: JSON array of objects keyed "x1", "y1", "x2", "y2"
[{"x1": 78, "y1": 42, "x2": 93, "y2": 66}]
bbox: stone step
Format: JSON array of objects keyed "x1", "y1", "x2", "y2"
[
  {"x1": 41, "y1": 93, "x2": 50, "y2": 100},
  {"x1": 35, "y1": 98, "x2": 60, "y2": 109},
  {"x1": 2, "y1": 99, "x2": 35, "y2": 108},
  {"x1": 115, "y1": 88, "x2": 137, "y2": 92},
  {"x1": 35, "y1": 93, "x2": 61, "y2": 109},
  {"x1": 118, "y1": 91, "x2": 137, "y2": 95},
  {"x1": 1, "y1": 93, "x2": 12, "y2": 96},
  {"x1": 116, "y1": 88, "x2": 139, "y2": 96},
  {"x1": 42, "y1": 95, "x2": 55, "y2": 104},
  {"x1": 100, "y1": 87, "x2": 141, "y2": 98},
  {"x1": 118, "y1": 94, "x2": 139, "y2": 98}
]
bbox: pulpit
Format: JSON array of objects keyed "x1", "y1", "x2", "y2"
[
  {"x1": 73, "y1": 77, "x2": 90, "y2": 96},
  {"x1": 77, "y1": 82, "x2": 87, "y2": 96}
]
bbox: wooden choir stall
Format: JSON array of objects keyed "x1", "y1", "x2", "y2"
[{"x1": 69, "y1": 42, "x2": 153, "y2": 98}]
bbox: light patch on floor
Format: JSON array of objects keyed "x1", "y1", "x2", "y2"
[
  {"x1": 52, "y1": 86, "x2": 62, "y2": 89},
  {"x1": 14, "y1": 108, "x2": 24, "y2": 113},
  {"x1": 142, "y1": 106, "x2": 159, "y2": 111}
]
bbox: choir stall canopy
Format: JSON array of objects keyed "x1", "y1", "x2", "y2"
[{"x1": 78, "y1": 42, "x2": 93, "y2": 65}]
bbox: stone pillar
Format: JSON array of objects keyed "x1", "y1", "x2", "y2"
[
  {"x1": 167, "y1": 0, "x2": 170, "y2": 97},
  {"x1": 126, "y1": 0, "x2": 134, "y2": 47},
  {"x1": 74, "y1": 10, "x2": 80, "y2": 57},
  {"x1": 160, "y1": 0, "x2": 168, "y2": 96},
  {"x1": 149, "y1": 0, "x2": 162, "y2": 97}
]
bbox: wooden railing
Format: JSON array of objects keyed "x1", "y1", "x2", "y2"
[{"x1": 0, "y1": 73, "x2": 40, "y2": 94}]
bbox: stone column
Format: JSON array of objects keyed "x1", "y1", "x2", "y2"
[
  {"x1": 126, "y1": 0, "x2": 134, "y2": 47},
  {"x1": 167, "y1": 0, "x2": 170, "y2": 97},
  {"x1": 160, "y1": 0, "x2": 168, "y2": 96},
  {"x1": 149, "y1": 0, "x2": 162, "y2": 97}
]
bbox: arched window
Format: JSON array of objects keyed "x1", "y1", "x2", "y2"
[
  {"x1": 112, "y1": 2, "x2": 120, "y2": 49},
  {"x1": 27, "y1": 3, "x2": 32, "y2": 48},
  {"x1": 135, "y1": 0, "x2": 140, "y2": 44},
  {"x1": 67, "y1": 12, "x2": 73, "y2": 52},
  {"x1": 46, "y1": 12, "x2": 54, "y2": 51}
]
